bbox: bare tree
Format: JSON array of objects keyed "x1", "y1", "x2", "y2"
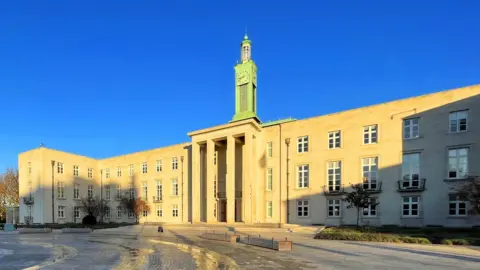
[
  {"x1": 119, "y1": 197, "x2": 150, "y2": 224},
  {"x1": 455, "y1": 177, "x2": 480, "y2": 215},
  {"x1": 76, "y1": 196, "x2": 109, "y2": 222},
  {"x1": 0, "y1": 169, "x2": 19, "y2": 206},
  {"x1": 343, "y1": 183, "x2": 379, "y2": 227}
]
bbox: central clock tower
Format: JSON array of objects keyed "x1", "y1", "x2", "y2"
[{"x1": 231, "y1": 34, "x2": 259, "y2": 122}]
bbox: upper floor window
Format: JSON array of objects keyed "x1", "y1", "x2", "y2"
[
  {"x1": 448, "y1": 148, "x2": 468, "y2": 179},
  {"x1": 402, "y1": 153, "x2": 420, "y2": 187},
  {"x1": 404, "y1": 118, "x2": 419, "y2": 139},
  {"x1": 57, "y1": 162, "x2": 64, "y2": 174},
  {"x1": 156, "y1": 160, "x2": 162, "y2": 172},
  {"x1": 328, "y1": 131, "x2": 341, "y2": 149},
  {"x1": 88, "y1": 168, "x2": 93, "y2": 179},
  {"x1": 172, "y1": 178, "x2": 179, "y2": 196},
  {"x1": 363, "y1": 125, "x2": 378, "y2": 144},
  {"x1": 105, "y1": 185, "x2": 111, "y2": 200},
  {"x1": 156, "y1": 181, "x2": 162, "y2": 200},
  {"x1": 449, "y1": 195, "x2": 467, "y2": 216},
  {"x1": 172, "y1": 157, "x2": 178, "y2": 170},
  {"x1": 128, "y1": 164, "x2": 134, "y2": 176},
  {"x1": 88, "y1": 185, "x2": 94, "y2": 199},
  {"x1": 142, "y1": 182, "x2": 148, "y2": 200},
  {"x1": 73, "y1": 165, "x2": 79, "y2": 176},
  {"x1": 449, "y1": 110, "x2": 468, "y2": 133},
  {"x1": 266, "y1": 142, "x2": 273, "y2": 158},
  {"x1": 362, "y1": 157, "x2": 379, "y2": 190},
  {"x1": 28, "y1": 162, "x2": 32, "y2": 174},
  {"x1": 116, "y1": 184, "x2": 122, "y2": 200},
  {"x1": 327, "y1": 161, "x2": 341, "y2": 191},
  {"x1": 57, "y1": 182, "x2": 65, "y2": 198},
  {"x1": 142, "y1": 162, "x2": 148, "y2": 174},
  {"x1": 73, "y1": 184, "x2": 80, "y2": 199},
  {"x1": 117, "y1": 167, "x2": 122, "y2": 177},
  {"x1": 297, "y1": 136, "x2": 309, "y2": 153},
  {"x1": 266, "y1": 168, "x2": 273, "y2": 191},
  {"x1": 297, "y1": 164, "x2": 309, "y2": 188}
]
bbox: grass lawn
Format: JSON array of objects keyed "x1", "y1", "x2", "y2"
[{"x1": 315, "y1": 226, "x2": 480, "y2": 246}]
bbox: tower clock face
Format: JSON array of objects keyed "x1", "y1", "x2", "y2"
[{"x1": 236, "y1": 70, "x2": 249, "y2": 85}]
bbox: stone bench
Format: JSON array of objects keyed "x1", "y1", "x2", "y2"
[
  {"x1": 18, "y1": 228, "x2": 52, "y2": 234},
  {"x1": 62, "y1": 228, "x2": 93, "y2": 233},
  {"x1": 242, "y1": 235, "x2": 293, "y2": 251},
  {"x1": 201, "y1": 232, "x2": 239, "y2": 243}
]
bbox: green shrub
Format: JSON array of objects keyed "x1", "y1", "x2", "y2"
[{"x1": 441, "y1": 239, "x2": 453, "y2": 245}]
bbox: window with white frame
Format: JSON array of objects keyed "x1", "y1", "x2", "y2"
[
  {"x1": 117, "y1": 206, "x2": 122, "y2": 218},
  {"x1": 142, "y1": 162, "x2": 148, "y2": 174},
  {"x1": 172, "y1": 157, "x2": 178, "y2": 170},
  {"x1": 116, "y1": 184, "x2": 122, "y2": 200},
  {"x1": 172, "y1": 179, "x2": 179, "y2": 196},
  {"x1": 266, "y1": 168, "x2": 273, "y2": 191},
  {"x1": 297, "y1": 164, "x2": 309, "y2": 188},
  {"x1": 363, "y1": 198, "x2": 377, "y2": 217},
  {"x1": 297, "y1": 136, "x2": 309, "y2": 153},
  {"x1": 105, "y1": 185, "x2": 111, "y2": 200},
  {"x1": 57, "y1": 162, "x2": 64, "y2": 174},
  {"x1": 74, "y1": 206, "x2": 80, "y2": 218},
  {"x1": 88, "y1": 185, "x2": 93, "y2": 199},
  {"x1": 402, "y1": 196, "x2": 420, "y2": 216},
  {"x1": 128, "y1": 210, "x2": 134, "y2": 218},
  {"x1": 156, "y1": 205, "x2": 162, "y2": 217},
  {"x1": 74, "y1": 184, "x2": 80, "y2": 199},
  {"x1": 327, "y1": 199, "x2": 341, "y2": 217},
  {"x1": 362, "y1": 157, "x2": 378, "y2": 190},
  {"x1": 142, "y1": 182, "x2": 148, "y2": 200},
  {"x1": 297, "y1": 200, "x2": 309, "y2": 217},
  {"x1": 128, "y1": 164, "x2": 134, "y2": 176},
  {"x1": 449, "y1": 110, "x2": 468, "y2": 133},
  {"x1": 404, "y1": 118, "x2": 419, "y2": 139},
  {"x1": 117, "y1": 167, "x2": 122, "y2": 177},
  {"x1": 73, "y1": 165, "x2": 79, "y2": 176},
  {"x1": 363, "y1": 125, "x2": 378, "y2": 144},
  {"x1": 58, "y1": 206, "x2": 65, "y2": 218},
  {"x1": 105, "y1": 168, "x2": 110, "y2": 179},
  {"x1": 327, "y1": 161, "x2": 341, "y2": 191},
  {"x1": 142, "y1": 209, "x2": 148, "y2": 217},
  {"x1": 57, "y1": 182, "x2": 65, "y2": 198},
  {"x1": 88, "y1": 168, "x2": 93, "y2": 178},
  {"x1": 402, "y1": 153, "x2": 420, "y2": 187},
  {"x1": 449, "y1": 195, "x2": 467, "y2": 216},
  {"x1": 266, "y1": 201, "x2": 273, "y2": 218},
  {"x1": 28, "y1": 162, "x2": 32, "y2": 174},
  {"x1": 128, "y1": 184, "x2": 135, "y2": 199},
  {"x1": 448, "y1": 148, "x2": 468, "y2": 179},
  {"x1": 105, "y1": 207, "x2": 111, "y2": 219},
  {"x1": 328, "y1": 131, "x2": 341, "y2": 149},
  {"x1": 267, "y1": 142, "x2": 273, "y2": 158},
  {"x1": 156, "y1": 181, "x2": 162, "y2": 200},
  {"x1": 213, "y1": 177, "x2": 217, "y2": 198},
  {"x1": 156, "y1": 160, "x2": 162, "y2": 172},
  {"x1": 172, "y1": 204, "x2": 179, "y2": 217}
]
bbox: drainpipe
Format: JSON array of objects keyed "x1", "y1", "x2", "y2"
[
  {"x1": 285, "y1": 138, "x2": 291, "y2": 224},
  {"x1": 100, "y1": 169, "x2": 103, "y2": 223},
  {"x1": 279, "y1": 124, "x2": 282, "y2": 225},
  {"x1": 181, "y1": 155, "x2": 184, "y2": 223},
  {"x1": 51, "y1": 160, "x2": 55, "y2": 223}
]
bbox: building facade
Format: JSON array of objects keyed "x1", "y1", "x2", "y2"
[{"x1": 19, "y1": 35, "x2": 480, "y2": 227}]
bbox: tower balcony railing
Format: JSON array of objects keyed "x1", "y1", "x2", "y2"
[
  {"x1": 153, "y1": 196, "x2": 163, "y2": 203},
  {"x1": 362, "y1": 181, "x2": 383, "y2": 193},
  {"x1": 397, "y1": 178, "x2": 426, "y2": 192},
  {"x1": 322, "y1": 185, "x2": 345, "y2": 195},
  {"x1": 23, "y1": 196, "x2": 34, "y2": 205}
]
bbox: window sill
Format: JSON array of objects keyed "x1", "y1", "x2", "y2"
[
  {"x1": 444, "y1": 178, "x2": 470, "y2": 183},
  {"x1": 326, "y1": 216, "x2": 341, "y2": 219},
  {"x1": 447, "y1": 130, "x2": 468, "y2": 135},
  {"x1": 401, "y1": 216, "x2": 422, "y2": 219},
  {"x1": 403, "y1": 136, "x2": 422, "y2": 141},
  {"x1": 57, "y1": 198, "x2": 66, "y2": 200},
  {"x1": 328, "y1": 147, "x2": 342, "y2": 150},
  {"x1": 362, "y1": 216, "x2": 379, "y2": 219},
  {"x1": 447, "y1": 215, "x2": 468, "y2": 219},
  {"x1": 293, "y1": 187, "x2": 310, "y2": 191},
  {"x1": 296, "y1": 216, "x2": 310, "y2": 219}
]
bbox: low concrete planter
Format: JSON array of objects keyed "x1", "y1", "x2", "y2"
[
  {"x1": 62, "y1": 228, "x2": 93, "y2": 233},
  {"x1": 202, "y1": 232, "x2": 239, "y2": 243},
  {"x1": 19, "y1": 228, "x2": 52, "y2": 234},
  {"x1": 242, "y1": 235, "x2": 293, "y2": 251}
]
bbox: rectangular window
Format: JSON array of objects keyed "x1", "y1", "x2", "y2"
[
  {"x1": 156, "y1": 181, "x2": 163, "y2": 200},
  {"x1": 142, "y1": 162, "x2": 148, "y2": 174},
  {"x1": 156, "y1": 206, "x2": 162, "y2": 217},
  {"x1": 297, "y1": 136, "x2": 309, "y2": 153},
  {"x1": 105, "y1": 207, "x2": 111, "y2": 219},
  {"x1": 117, "y1": 206, "x2": 122, "y2": 218},
  {"x1": 172, "y1": 179, "x2": 179, "y2": 196},
  {"x1": 448, "y1": 148, "x2": 469, "y2": 179},
  {"x1": 297, "y1": 200, "x2": 309, "y2": 217},
  {"x1": 449, "y1": 110, "x2": 468, "y2": 133},
  {"x1": 402, "y1": 153, "x2": 420, "y2": 187},
  {"x1": 266, "y1": 201, "x2": 273, "y2": 218},
  {"x1": 172, "y1": 157, "x2": 178, "y2": 170},
  {"x1": 267, "y1": 142, "x2": 273, "y2": 158},
  {"x1": 142, "y1": 182, "x2": 148, "y2": 200},
  {"x1": 362, "y1": 157, "x2": 379, "y2": 189},
  {"x1": 156, "y1": 160, "x2": 162, "y2": 172},
  {"x1": 404, "y1": 118, "x2": 420, "y2": 139},
  {"x1": 88, "y1": 168, "x2": 93, "y2": 179},
  {"x1": 327, "y1": 161, "x2": 341, "y2": 191},
  {"x1": 117, "y1": 167, "x2": 122, "y2": 177},
  {"x1": 363, "y1": 125, "x2": 378, "y2": 144},
  {"x1": 129, "y1": 164, "x2": 134, "y2": 176},
  {"x1": 116, "y1": 185, "x2": 122, "y2": 200},
  {"x1": 172, "y1": 204, "x2": 179, "y2": 217},
  {"x1": 213, "y1": 176, "x2": 217, "y2": 198},
  {"x1": 297, "y1": 164, "x2": 309, "y2": 188},
  {"x1": 58, "y1": 206, "x2": 65, "y2": 218},
  {"x1": 57, "y1": 182, "x2": 65, "y2": 198},
  {"x1": 74, "y1": 206, "x2": 80, "y2": 218},
  {"x1": 266, "y1": 168, "x2": 273, "y2": 191},
  {"x1": 28, "y1": 162, "x2": 32, "y2": 174},
  {"x1": 128, "y1": 210, "x2": 134, "y2": 218},
  {"x1": 328, "y1": 131, "x2": 341, "y2": 149},
  {"x1": 73, "y1": 165, "x2": 79, "y2": 176},
  {"x1": 74, "y1": 184, "x2": 80, "y2": 199},
  {"x1": 128, "y1": 184, "x2": 135, "y2": 199},
  {"x1": 402, "y1": 196, "x2": 420, "y2": 217},
  {"x1": 328, "y1": 199, "x2": 341, "y2": 217},
  {"x1": 105, "y1": 185, "x2": 111, "y2": 200},
  {"x1": 363, "y1": 198, "x2": 377, "y2": 217},
  {"x1": 142, "y1": 209, "x2": 148, "y2": 217},
  {"x1": 57, "y1": 162, "x2": 64, "y2": 174},
  {"x1": 105, "y1": 168, "x2": 110, "y2": 179},
  {"x1": 88, "y1": 185, "x2": 93, "y2": 199},
  {"x1": 449, "y1": 195, "x2": 467, "y2": 216}
]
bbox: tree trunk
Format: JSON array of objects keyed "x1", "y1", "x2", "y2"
[{"x1": 356, "y1": 208, "x2": 360, "y2": 227}]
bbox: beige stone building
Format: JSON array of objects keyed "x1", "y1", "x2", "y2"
[{"x1": 19, "y1": 36, "x2": 480, "y2": 227}]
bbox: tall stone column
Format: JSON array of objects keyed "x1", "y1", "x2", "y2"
[
  {"x1": 243, "y1": 133, "x2": 252, "y2": 224},
  {"x1": 192, "y1": 142, "x2": 201, "y2": 223},
  {"x1": 206, "y1": 139, "x2": 216, "y2": 223},
  {"x1": 226, "y1": 136, "x2": 236, "y2": 223}
]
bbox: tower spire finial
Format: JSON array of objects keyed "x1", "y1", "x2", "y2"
[{"x1": 244, "y1": 25, "x2": 248, "y2": 40}]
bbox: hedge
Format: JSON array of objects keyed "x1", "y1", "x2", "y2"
[{"x1": 314, "y1": 232, "x2": 431, "y2": 244}]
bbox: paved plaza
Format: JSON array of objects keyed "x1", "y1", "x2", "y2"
[{"x1": 1, "y1": 225, "x2": 480, "y2": 269}]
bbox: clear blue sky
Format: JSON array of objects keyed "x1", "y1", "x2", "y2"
[{"x1": 1, "y1": 1, "x2": 479, "y2": 171}]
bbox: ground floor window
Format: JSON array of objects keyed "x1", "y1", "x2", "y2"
[
  {"x1": 402, "y1": 196, "x2": 420, "y2": 216},
  {"x1": 58, "y1": 206, "x2": 65, "y2": 218},
  {"x1": 128, "y1": 210, "x2": 134, "y2": 218},
  {"x1": 266, "y1": 201, "x2": 273, "y2": 218},
  {"x1": 297, "y1": 200, "x2": 309, "y2": 217},
  {"x1": 142, "y1": 209, "x2": 148, "y2": 217},
  {"x1": 105, "y1": 207, "x2": 110, "y2": 219},
  {"x1": 117, "y1": 206, "x2": 122, "y2": 218},
  {"x1": 449, "y1": 195, "x2": 467, "y2": 216},
  {"x1": 363, "y1": 198, "x2": 377, "y2": 217},
  {"x1": 74, "y1": 207, "x2": 80, "y2": 219},
  {"x1": 327, "y1": 199, "x2": 341, "y2": 217},
  {"x1": 172, "y1": 204, "x2": 179, "y2": 217},
  {"x1": 156, "y1": 206, "x2": 162, "y2": 217}
]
